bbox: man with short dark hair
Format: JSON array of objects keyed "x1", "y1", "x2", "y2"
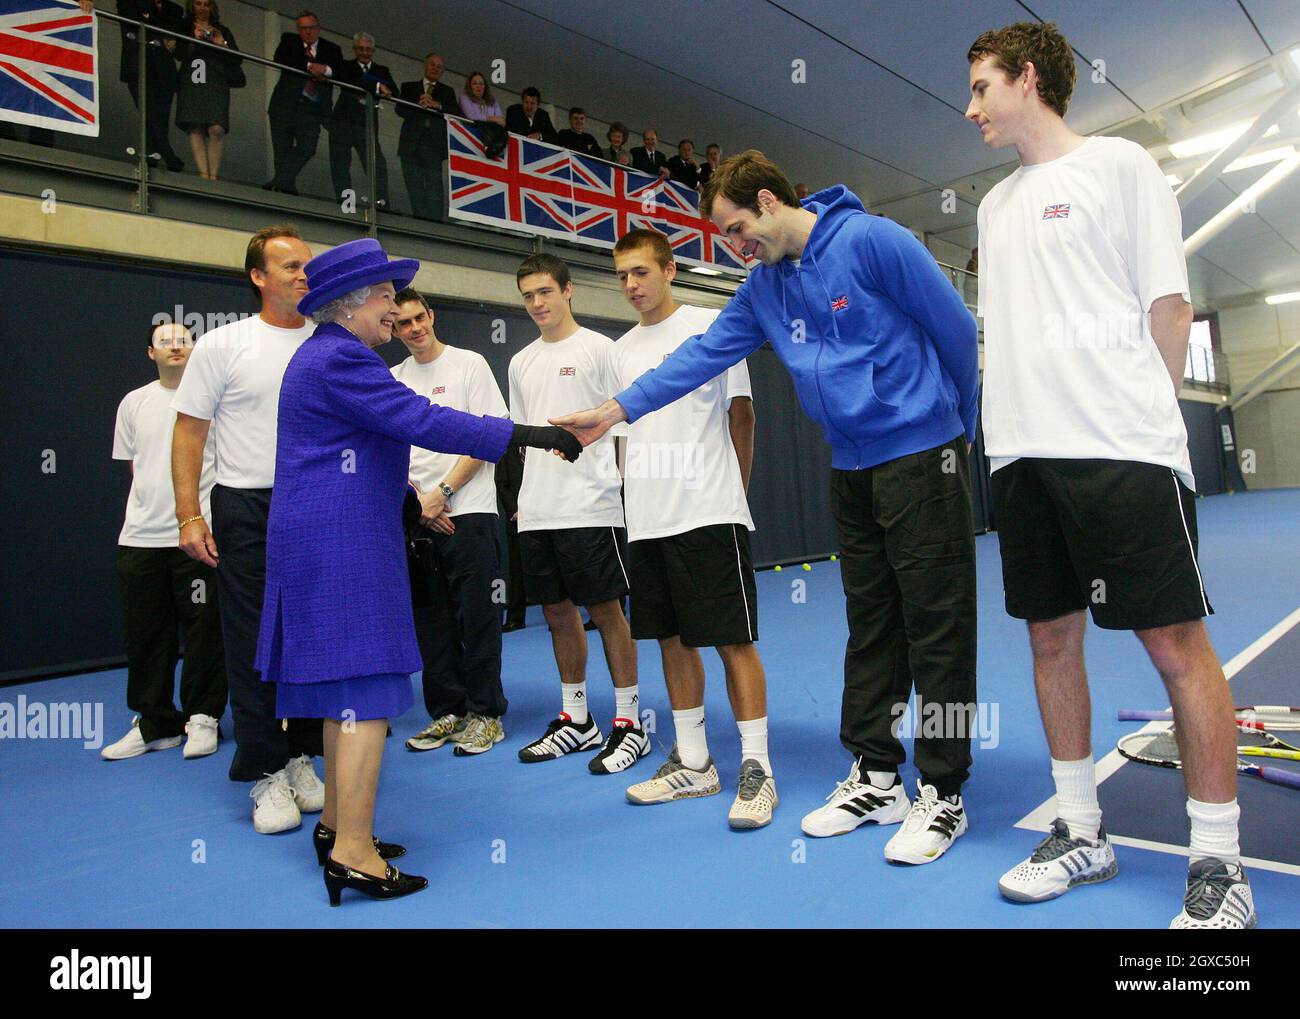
[
  {"x1": 666, "y1": 139, "x2": 701, "y2": 190},
  {"x1": 558, "y1": 108, "x2": 601, "y2": 157},
  {"x1": 631, "y1": 128, "x2": 669, "y2": 181},
  {"x1": 172, "y1": 225, "x2": 325, "y2": 835},
  {"x1": 505, "y1": 86, "x2": 558, "y2": 143},
  {"x1": 391, "y1": 289, "x2": 511, "y2": 757},
  {"x1": 329, "y1": 31, "x2": 396, "y2": 208},
  {"x1": 266, "y1": 10, "x2": 344, "y2": 194},
  {"x1": 397, "y1": 52, "x2": 456, "y2": 221},
  {"x1": 554, "y1": 151, "x2": 981, "y2": 864},
  {"x1": 966, "y1": 21, "x2": 1253, "y2": 928}
]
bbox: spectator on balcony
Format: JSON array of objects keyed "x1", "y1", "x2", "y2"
[
  {"x1": 631, "y1": 128, "x2": 669, "y2": 181},
  {"x1": 558, "y1": 107, "x2": 601, "y2": 158},
  {"x1": 698, "y1": 143, "x2": 721, "y2": 186},
  {"x1": 329, "y1": 31, "x2": 396, "y2": 209},
  {"x1": 459, "y1": 72, "x2": 504, "y2": 126},
  {"x1": 505, "y1": 86, "x2": 558, "y2": 143},
  {"x1": 397, "y1": 52, "x2": 456, "y2": 222},
  {"x1": 266, "y1": 10, "x2": 344, "y2": 194},
  {"x1": 666, "y1": 138, "x2": 701, "y2": 190},
  {"x1": 118, "y1": 0, "x2": 187, "y2": 172},
  {"x1": 605, "y1": 121, "x2": 632, "y2": 166},
  {"x1": 174, "y1": 0, "x2": 243, "y2": 181}
]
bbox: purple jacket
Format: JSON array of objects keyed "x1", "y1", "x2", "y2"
[{"x1": 255, "y1": 323, "x2": 513, "y2": 684}]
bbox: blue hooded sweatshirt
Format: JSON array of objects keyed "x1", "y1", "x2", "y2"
[{"x1": 615, "y1": 185, "x2": 980, "y2": 471}]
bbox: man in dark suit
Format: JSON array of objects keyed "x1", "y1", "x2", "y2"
[
  {"x1": 504, "y1": 87, "x2": 558, "y2": 143},
  {"x1": 266, "y1": 10, "x2": 343, "y2": 194},
  {"x1": 630, "y1": 127, "x2": 670, "y2": 181},
  {"x1": 118, "y1": 0, "x2": 186, "y2": 171},
  {"x1": 557, "y1": 108, "x2": 601, "y2": 158},
  {"x1": 396, "y1": 52, "x2": 457, "y2": 221},
  {"x1": 666, "y1": 138, "x2": 702, "y2": 190},
  {"x1": 329, "y1": 31, "x2": 396, "y2": 209}
]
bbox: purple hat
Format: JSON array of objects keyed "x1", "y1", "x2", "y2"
[{"x1": 297, "y1": 238, "x2": 420, "y2": 316}]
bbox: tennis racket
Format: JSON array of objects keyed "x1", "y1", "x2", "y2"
[
  {"x1": 1116, "y1": 730, "x2": 1300, "y2": 789},
  {"x1": 1118, "y1": 705, "x2": 1300, "y2": 731},
  {"x1": 1235, "y1": 725, "x2": 1300, "y2": 760}
]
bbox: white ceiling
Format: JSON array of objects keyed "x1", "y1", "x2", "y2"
[{"x1": 273, "y1": 0, "x2": 1300, "y2": 309}]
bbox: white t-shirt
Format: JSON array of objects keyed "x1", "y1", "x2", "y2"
[
  {"x1": 977, "y1": 135, "x2": 1195, "y2": 489},
  {"x1": 609, "y1": 305, "x2": 754, "y2": 541},
  {"x1": 508, "y1": 326, "x2": 625, "y2": 532},
  {"x1": 171, "y1": 315, "x2": 315, "y2": 488},
  {"x1": 114, "y1": 380, "x2": 216, "y2": 547},
  {"x1": 391, "y1": 345, "x2": 508, "y2": 517}
]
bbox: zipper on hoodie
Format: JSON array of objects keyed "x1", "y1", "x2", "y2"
[{"x1": 792, "y1": 261, "x2": 855, "y2": 461}]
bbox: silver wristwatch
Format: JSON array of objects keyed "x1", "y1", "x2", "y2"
[{"x1": 438, "y1": 482, "x2": 454, "y2": 500}]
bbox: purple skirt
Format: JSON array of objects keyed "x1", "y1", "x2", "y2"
[{"x1": 275, "y1": 672, "x2": 413, "y2": 721}]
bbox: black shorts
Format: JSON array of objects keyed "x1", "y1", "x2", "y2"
[
  {"x1": 627, "y1": 523, "x2": 758, "y2": 648},
  {"x1": 991, "y1": 458, "x2": 1214, "y2": 631},
  {"x1": 519, "y1": 525, "x2": 630, "y2": 607}
]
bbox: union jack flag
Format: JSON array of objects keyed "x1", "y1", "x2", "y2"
[
  {"x1": 1042, "y1": 203, "x2": 1071, "y2": 220},
  {"x1": 831, "y1": 295, "x2": 849, "y2": 312},
  {"x1": 558, "y1": 366, "x2": 575, "y2": 376},
  {"x1": 0, "y1": 0, "x2": 98, "y2": 136},
  {"x1": 447, "y1": 117, "x2": 751, "y2": 275}
]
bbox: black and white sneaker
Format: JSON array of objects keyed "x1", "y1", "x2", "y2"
[
  {"x1": 517, "y1": 713, "x2": 602, "y2": 763},
  {"x1": 882, "y1": 781, "x2": 967, "y2": 865},
  {"x1": 1170, "y1": 857, "x2": 1258, "y2": 929},
  {"x1": 800, "y1": 761, "x2": 910, "y2": 837},
  {"x1": 588, "y1": 721, "x2": 650, "y2": 774}
]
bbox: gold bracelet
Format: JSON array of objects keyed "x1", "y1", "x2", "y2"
[{"x1": 178, "y1": 515, "x2": 205, "y2": 530}]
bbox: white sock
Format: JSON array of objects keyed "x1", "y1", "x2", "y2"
[
  {"x1": 866, "y1": 770, "x2": 898, "y2": 789},
  {"x1": 673, "y1": 706, "x2": 709, "y2": 770},
  {"x1": 614, "y1": 685, "x2": 640, "y2": 727},
  {"x1": 1052, "y1": 755, "x2": 1102, "y2": 842},
  {"x1": 1187, "y1": 797, "x2": 1241, "y2": 864},
  {"x1": 561, "y1": 682, "x2": 588, "y2": 725},
  {"x1": 736, "y1": 717, "x2": 771, "y2": 774}
]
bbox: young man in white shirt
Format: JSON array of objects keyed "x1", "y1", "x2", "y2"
[
  {"x1": 172, "y1": 225, "x2": 326, "y2": 835},
  {"x1": 391, "y1": 289, "x2": 511, "y2": 757},
  {"x1": 508, "y1": 254, "x2": 647, "y2": 774},
  {"x1": 607, "y1": 229, "x2": 777, "y2": 828},
  {"x1": 104, "y1": 321, "x2": 226, "y2": 762},
  {"x1": 966, "y1": 22, "x2": 1253, "y2": 928}
]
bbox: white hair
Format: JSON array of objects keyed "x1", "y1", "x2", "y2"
[
  {"x1": 310, "y1": 285, "x2": 371, "y2": 325},
  {"x1": 353, "y1": 31, "x2": 374, "y2": 46}
]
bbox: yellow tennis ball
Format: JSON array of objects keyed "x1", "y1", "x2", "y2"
[
  {"x1": 803, "y1": 562, "x2": 811, "y2": 571},
  {"x1": 774, "y1": 564, "x2": 782, "y2": 572},
  {"x1": 830, "y1": 554, "x2": 838, "y2": 561}
]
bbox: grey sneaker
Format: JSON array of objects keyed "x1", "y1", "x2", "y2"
[
  {"x1": 453, "y1": 714, "x2": 505, "y2": 756},
  {"x1": 405, "y1": 713, "x2": 464, "y2": 752},
  {"x1": 1170, "y1": 857, "x2": 1257, "y2": 929},
  {"x1": 998, "y1": 819, "x2": 1118, "y2": 902},
  {"x1": 626, "y1": 746, "x2": 721, "y2": 804},
  {"x1": 728, "y1": 758, "x2": 778, "y2": 829}
]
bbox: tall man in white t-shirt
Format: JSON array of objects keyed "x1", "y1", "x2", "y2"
[
  {"x1": 390, "y1": 288, "x2": 512, "y2": 757},
  {"x1": 103, "y1": 321, "x2": 226, "y2": 762},
  {"x1": 172, "y1": 225, "x2": 326, "y2": 835},
  {"x1": 607, "y1": 229, "x2": 778, "y2": 828},
  {"x1": 508, "y1": 253, "x2": 648, "y2": 774},
  {"x1": 966, "y1": 22, "x2": 1253, "y2": 928}
]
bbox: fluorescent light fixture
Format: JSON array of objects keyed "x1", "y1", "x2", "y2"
[
  {"x1": 1184, "y1": 152, "x2": 1300, "y2": 256},
  {"x1": 1165, "y1": 173, "x2": 1182, "y2": 186},
  {"x1": 1264, "y1": 290, "x2": 1300, "y2": 305},
  {"x1": 1169, "y1": 121, "x2": 1279, "y2": 159},
  {"x1": 688, "y1": 265, "x2": 723, "y2": 276},
  {"x1": 1225, "y1": 146, "x2": 1296, "y2": 172}
]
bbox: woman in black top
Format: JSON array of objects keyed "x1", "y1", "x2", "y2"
[{"x1": 175, "y1": 0, "x2": 243, "y2": 179}]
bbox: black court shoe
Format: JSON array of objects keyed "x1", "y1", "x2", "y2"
[
  {"x1": 324, "y1": 858, "x2": 428, "y2": 906},
  {"x1": 312, "y1": 821, "x2": 406, "y2": 867}
]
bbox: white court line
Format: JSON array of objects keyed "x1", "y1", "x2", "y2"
[{"x1": 1015, "y1": 605, "x2": 1300, "y2": 873}]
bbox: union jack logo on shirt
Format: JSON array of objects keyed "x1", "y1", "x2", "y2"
[
  {"x1": 431, "y1": 386, "x2": 445, "y2": 395},
  {"x1": 1042, "y1": 203, "x2": 1071, "y2": 220},
  {"x1": 0, "y1": 0, "x2": 99, "y2": 136},
  {"x1": 559, "y1": 366, "x2": 576, "y2": 377},
  {"x1": 831, "y1": 295, "x2": 849, "y2": 312}
]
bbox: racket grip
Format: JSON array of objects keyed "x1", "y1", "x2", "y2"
[
  {"x1": 1259, "y1": 766, "x2": 1300, "y2": 789},
  {"x1": 1118, "y1": 710, "x2": 1169, "y2": 721}
]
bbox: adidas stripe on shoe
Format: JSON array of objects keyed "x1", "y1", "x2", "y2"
[
  {"x1": 998, "y1": 819, "x2": 1119, "y2": 903},
  {"x1": 626, "y1": 747, "x2": 721, "y2": 804},
  {"x1": 801, "y1": 761, "x2": 910, "y2": 837},
  {"x1": 589, "y1": 721, "x2": 650, "y2": 774},
  {"x1": 517, "y1": 713, "x2": 602, "y2": 763}
]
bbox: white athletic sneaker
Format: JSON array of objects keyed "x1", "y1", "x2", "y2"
[
  {"x1": 728, "y1": 759, "x2": 779, "y2": 829},
  {"x1": 517, "y1": 714, "x2": 602, "y2": 762},
  {"x1": 998, "y1": 819, "x2": 1118, "y2": 902},
  {"x1": 626, "y1": 747, "x2": 722, "y2": 804},
  {"x1": 250, "y1": 770, "x2": 301, "y2": 834},
  {"x1": 182, "y1": 714, "x2": 220, "y2": 759},
  {"x1": 800, "y1": 761, "x2": 910, "y2": 837},
  {"x1": 405, "y1": 713, "x2": 464, "y2": 752},
  {"x1": 1169, "y1": 858, "x2": 1258, "y2": 929},
  {"x1": 882, "y1": 781, "x2": 967, "y2": 865},
  {"x1": 588, "y1": 722, "x2": 651, "y2": 774},
  {"x1": 100, "y1": 717, "x2": 182, "y2": 761},
  {"x1": 285, "y1": 754, "x2": 324, "y2": 813}
]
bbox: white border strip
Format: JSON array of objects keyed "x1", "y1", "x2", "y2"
[{"x1": 1015, "y1": 607, "x2": 1300, "y2": 863}]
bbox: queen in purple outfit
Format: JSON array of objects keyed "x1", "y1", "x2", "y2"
[{"x1": 254, "y1": 238, "x2": 579, "y2": 906}]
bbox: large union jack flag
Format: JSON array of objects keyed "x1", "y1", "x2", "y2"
[
  {"x1": 447, "y1": 117, "x2": 750, "y2": 275},
  {"x1": 0, "y1": 0, "x2": 98, "y2": 136}
]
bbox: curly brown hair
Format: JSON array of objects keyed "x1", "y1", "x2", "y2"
[{"x1": 967, "y1": 22, "x2": 1076, "y2": 117}]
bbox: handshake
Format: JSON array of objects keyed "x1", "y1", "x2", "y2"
[{"x1": 509, "y1": 423, "x2": 583, "y2": 462}]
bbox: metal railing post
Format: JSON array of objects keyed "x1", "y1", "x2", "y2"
[
  {"x1": 364, "y1": 91, "x2": 378, "y2": 236},
  {"x1": 136, "y1": 22, "x2": 149, "y2": 213}
]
